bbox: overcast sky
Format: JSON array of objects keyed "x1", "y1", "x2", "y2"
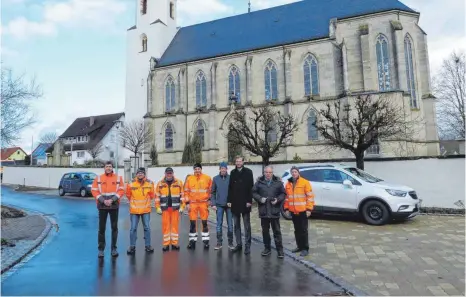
[{"x1": 1, "y1": 0, "x2": 465, "y2": 152}]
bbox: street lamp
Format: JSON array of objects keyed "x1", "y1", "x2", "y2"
[{"x1": 114, "y1": 120, "x2": 123, "y2": 174}]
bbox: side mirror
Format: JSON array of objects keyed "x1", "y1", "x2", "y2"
[{"x1": 343, "y1": 179, "x2": 353, "y2": 188}]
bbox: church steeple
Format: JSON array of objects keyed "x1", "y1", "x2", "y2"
[{"x1": 136, "y1": 0, "x2": 177, "y2": 28}]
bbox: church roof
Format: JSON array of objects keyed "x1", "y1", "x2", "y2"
[{"x1": 157, "y1": 0, "x2": 416, "y2": 67}]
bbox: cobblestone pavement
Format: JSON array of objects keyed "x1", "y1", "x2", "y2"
[
  {"x1": 1, "y1": 209, "x2": 52, "y2": 273},
  {"x1": 210, "y1": 209, "x2": 465, "y2": 296}
]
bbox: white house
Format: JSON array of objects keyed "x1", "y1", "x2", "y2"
[{"x1": 46, "y1": 113, "x2": 125, "y2": 166}]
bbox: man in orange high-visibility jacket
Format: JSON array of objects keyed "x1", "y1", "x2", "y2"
[
  {"x1": 125, "y1": 167, "x2": 155, "y2": 255},
  {"x1": 184, "y1": 163, "x2": 212, "y2": 249},
  {"x1": 284, "y1": 166, "x2": 314, "y2": 257},
  {"x1": 91, "y1": 161, "x2": 125, "y2": 258},
  {"x1": 155, "y1": 167, "x2": 185, "y2": 252}
]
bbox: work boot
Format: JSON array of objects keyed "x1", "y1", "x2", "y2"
[
  {"x1": 145, "y1": 246, "x2": 154, "y2": 253},
  {"x1": 231, "y1": 245, "x2": 242, "y2": 253},
  {"x1": 98, "y1": 250, "x2": 104, "y2": 258},
  {"x1": 300, "y1": 250, "x2": 309, "y2": 257},
  {"x1": 277, "y1": 250, "x2": 285, "y2": 259},
  {"x1": 162, "y1": 246, "x2": 170, "y2": 252},
  {"x1": 261, "y1": 248, "x2": 271, "y2": 256},
  {"x1": 291, "y1": 247, "x2": 301, "y2": 253},
  {"x1": 126, "y1": 246, "x2": 136, "y2": 255},
  {"x1": 111, "y1": 248, "x2": 119, "y2": 257},
  {"x1": 228, "y1": 243, "x2": 235, "y2": 250},
  {"x1": 187, "y1": 241, "x2": 196, "y2": 250},
  {"x1": 244, "y1": 246, "x2": 251, "y2": 255},
  {"x1": 214, "y1": 243, "x2": 222, "y2": 250},
  {"x1": 171, "y1": 245, "x2": 180, "y2": 251},
  {"x1": 204, "y1": 242, "x2": 210, "y2": 249}
]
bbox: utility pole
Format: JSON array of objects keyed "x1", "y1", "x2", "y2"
[
  {"x1": 30, "y1": 136, "x2": 33, "y2": 166},
  {"x1": 114, "y1": 120, "x2": 123, "y2": 175}
]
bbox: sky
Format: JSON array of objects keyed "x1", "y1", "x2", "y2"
[{"x1": 1, "y1": 0, "x2": 465, "y2": 153}]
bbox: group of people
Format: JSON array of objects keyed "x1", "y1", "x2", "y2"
[{"x1": 91, "y1": 156, "x2": 315, "y2": 259}]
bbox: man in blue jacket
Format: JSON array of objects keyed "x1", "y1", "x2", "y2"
[{"x1": 211, "y1": 162, "x2": 234, "y2": 250}]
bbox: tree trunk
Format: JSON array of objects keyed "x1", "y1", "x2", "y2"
[
  {"x1": 354, "y1": 150, "x2": 365, "y2": 170},
  {"x1": 261, "y1": 156, "x2": 270, "y2": 175}
]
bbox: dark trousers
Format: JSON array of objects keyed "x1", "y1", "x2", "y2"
[
  {"x1": 98, "y1": 209, "x2": 119, "y2": 251},
  {"x1": 232, "y1": 212, "x2": 251, "y2": 247},
  {"x1": 291, "y1": 212, "x2": 309, "y2": 251},
  {"x1": 261, "y1": 218, "x2": 283, "y2": 251}
]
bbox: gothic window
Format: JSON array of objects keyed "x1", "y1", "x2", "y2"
[
  {"x1": 170, "y1": 2, "x2": 175, "y2": 19},
  {"x1": 228, "y1": 65, "x2": 240, "y2": 103},
  {"x1": 307, "y1": 110, "x2": 318, "y2": 140},
  {"x1": 196, "y1": 120, "x2": 205, "y2": 148},
  {"x1": 264, "y1": 60, "x2": 278, "y2": 101},
  {"x1": 195, "y1": 71, "x2": 207, "y2": 107},
  {"x1": 165, "y1": 123, "x2": 174, "y2": 150},
  {"x1": 165, "y1": 76, "x2": 176, "y2": 112},
  {"x1": 404, "y1": 35, "x2": 417, "y2": 108},
  {"x1": 303, "y1": 54, "x2": 319, "y2": 96},
  {"x1": 376, "y1": 34, "x2": 391, "y2": 91},
  {"x1": 141, "y1": 0, "x2": 147, "y2": 14},
  {"x1": 141, "y1": 34, "x2": 147, "y2": 52}
]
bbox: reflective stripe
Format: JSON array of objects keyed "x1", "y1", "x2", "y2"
[
  {"x1": 306, "y1": 192, "x2": 313, "y2": 196},
  {"x1": 190, "y1": 189, "x2": 208, "y2": 193},
  {"x1": 189, "y1": 199, "x2": 209, "y2": 203},
  {"x1": 91, "y1": 187, "x2": 99, "y2": 191},
  {"x1": 201, "y1": 232, "x2": 209, "y2": 236},
  {"x1": 289, "y1": 194, "x2": 306, "y2": 198},
  {"x1": 172, "y1": 203, "x2": 180, "y2": 207},
  {"x1": 289, "y1": 202, "x2": 306, "y2": 206},
  {"x1": 97, "y1": 176, "x2": 102, "y2": 193}
]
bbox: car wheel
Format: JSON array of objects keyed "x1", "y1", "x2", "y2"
[
  {"x1": 362, "y1": 200, "x2": 390, "y2": 225},
  {"x1": 280, "y1": 202, "x2": 292, "y2": 220},
  {"x1": 58, "y1": 187, "x2": 65, "y2": 196},
  {"x1": 80, "y1": 188, "x2": 87, "y2": 198}
]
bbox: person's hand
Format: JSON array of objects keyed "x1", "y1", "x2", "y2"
[
  {"x1": 186, "y1": 204, "x2": 190, "y2": 212},
  {"x1": 104, "y1": 200, "x2": 112, "y2": 207},
  {"x1": 179, "y1": 207, "x2": 184, "y2": 214},
  {"x1": 306, "y1": 211, "x2": 312, "y2": 217},
  {"x1": 271, "y1": 198, "x2": 278, "y2": 205},
  {"x1": 285, "y1": 210, "x2": 290, "y2": 217},
  {"x1": 246, "y1": 203, "x2": 252, "y2": 208},
  {"x1": 260, "y1": 198, "x2": 267, "y2": 204},
  {"x1": 227, "y1": 203, "x2": 232, "y2": 208},
  {"x1": 156, "y1": 207, "x2": 162, "y2": 215},
  {"x1": 212, "y1": 206, "x2": 217, "y2": 211}
]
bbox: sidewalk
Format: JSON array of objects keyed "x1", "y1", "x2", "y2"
[{"x1": 1, "y1": 206, "x2": 52, "y2": 274}]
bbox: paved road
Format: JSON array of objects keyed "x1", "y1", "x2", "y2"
[{"x1": 1, "y1": 187, "x2": 343, "y2": 296}]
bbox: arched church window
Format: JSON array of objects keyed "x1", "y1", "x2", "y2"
[
  {"x1": 376, "y1": 34, "x2": 391, "y2": 91},
  {"x1": 165, "y1": 123, "x2": 174, "y2": 150},
  {"x1": 196, "y1": 71, "x2": 207, "y2": 107},
  {"x1": 165, "y1": 77, "x2": 176, "y2": 112},
  {"x1": 303, "y1": 54, "x2": 319, "y2": 96},
  {"x1": 228, "y1": 66, "x2": 240, "y2": 103},
  {"x1": 404, "y1": 35, "x2": 417, "y2": 108},
  {"x1": 307, "y1": 110, "x2": 318, "y2": 140},
  {"x1": 196, "y1": 120, "x2": 205, "y2": 148},
  {"x1": 264, "y1": 60, "x2": 278, "y2": 101},
  {"x1": 141, "y1": 34, "x2": 147, "y2": 52}
]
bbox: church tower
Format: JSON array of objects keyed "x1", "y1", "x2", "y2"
[{"x1": 125, "y1": 0, "x2": 178, "y2": 122}]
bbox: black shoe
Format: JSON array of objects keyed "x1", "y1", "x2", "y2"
[
  {"x1": 291, "y1": 247, "x2": 301, "y2": 253},
  {"x1": 261, "y1": 248, "x2": 271, "y2": 256},
  {"x1": 300, "y1": 250, "x2": 309, "y2": 257},
  {"x1": 231, "y1": 245, "x2": 242, "y2": 253},
  {"x1": 244, "y1": 246, "x2": 251, "y2": 255},
  {"x1": 214, "y1": 243, "x2": 222, "y2": 250},
  {"x1": 111, "y1": 248, "x2": 119, "y2": 257},
  {"x1": 162, "y1": 245, "x2": 170, "y2": 252},
  {"x1": 145, "y1": 246, "x2": 154, "y2": 253},
  {"x1": 126, "y1": 246, "x2": 136, "y2": 255},
  {"x1": 187, "y1": 241, "x2": 196, "y2": 249},
  {"x1": 277, "y1": 250, "x2": 285, "y2": 259},
  {"x1": 98, "y1": 250, "x2": 104, "y2": 258},
  {"x1": 171, "y1": 245, "x2": 180, "y2": 251},
  {"x1": 204, "y1": 243, "x2": 210, "y2": 249}
]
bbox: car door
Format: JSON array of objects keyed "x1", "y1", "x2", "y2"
[
  {"x1": 318, "y1": 169, "x2": 358, "y2": 211},
  {"x1": 300, "y1": 169, "x2": 325, "y2": 212},
  {"x1": 61, "y1": 174, "x2": 71, "y2": 192},
  {"x1": 69, "y1": 173, "x2": 80, "y2": 193}
]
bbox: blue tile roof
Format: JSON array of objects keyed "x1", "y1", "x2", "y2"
[
  {"x1": 157, "y1": 0, "x2": 416, "y2": 67},
  {"x1": 32, "y1": 143, "x2": 53, "y2": 158}
]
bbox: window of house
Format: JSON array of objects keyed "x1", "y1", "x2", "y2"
[
  {"x1": 228, "y1": 66, "x2": 240, "y2": 103},
  {"x1": 196, "y1": 120, "x2": 205, "y2": 148},
  {"x1": 376, "y1": 34, "x2": 391, "y2": 91},
  {"x1": 141, "y1": 34, "x2": 148, "y2": 52},
  {"x1": 307, "y1": 110, "x2": 318, "y2": 141},
  {"x1": 165, "y1": 123, "x2": 174, "y2": 150},
  {"x1": 77, "y1": 151, "x2": 85, "y2": 158},
  {"x1": 264, "y1": 60, "x2": 278, "y2": 101},
  {"x1": 195, "y1": 71, "x2": 207, "y2": 107},
  {"x1": 141, "y1": 0, "x2": 147, "y2": 14},
  {"x1": 303, "y1": 54, "x2": 319, "y2": 96},
  {"x1": 165, "y1": 76, "x2": 176, "y2": 112},
  {"x1": 404, "y1": 35, "x2": 417, "y2": 108},
  {"x1": 169, "y1": 2, "x2": 175, "y2": 19}
]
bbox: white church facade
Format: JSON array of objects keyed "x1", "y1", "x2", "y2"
[{"x1": 125, "y1": 0, "x2": 439, "y2": 165}]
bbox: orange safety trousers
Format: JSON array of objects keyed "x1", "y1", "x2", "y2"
[
  {"x1": 162, "y1": 207, "x2": 180, "y2": 246},
  {"x1": 188, "y1": 203, "x2": 209, "y2": 221}
]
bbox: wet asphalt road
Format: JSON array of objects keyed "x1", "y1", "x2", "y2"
[{"x1": 1, "y1": 186, "x2": 342, "y2": 296}]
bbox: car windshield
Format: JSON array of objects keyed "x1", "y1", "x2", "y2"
[
  {"x1": 344, "y1": 167, "x2": 383, "y2": 183},
  {"x1": 81, "y1": 173, "x2": 97, "y2": 180}
]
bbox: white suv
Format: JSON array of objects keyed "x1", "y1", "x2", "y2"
[{"x1": 280, "y1": 164, "x2": 420, "y2": 225}]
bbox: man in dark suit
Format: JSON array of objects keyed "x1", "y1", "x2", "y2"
[{"x1": 227, "y1": 156, "x2": 254, "y2": 255}]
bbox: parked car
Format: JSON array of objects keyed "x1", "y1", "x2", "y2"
[
  {"x1": 280, "y1": 164, "x2": 420, "y2": 225},
  {"x1": 58, "y1": 172, "x2": 97, "y2": 197}
]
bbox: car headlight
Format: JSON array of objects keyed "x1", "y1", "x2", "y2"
[{"x1": 385, "y1": 189, "x2": 407, "y2": 197}]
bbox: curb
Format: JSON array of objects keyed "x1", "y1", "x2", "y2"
[
  {"x1": 204, "y1": 216, "x2": 366, "y2": 296},
  {"x1": 1, "y1": 205, "x2": 54, "y2": 275}
]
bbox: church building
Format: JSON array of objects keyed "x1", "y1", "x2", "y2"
[{"x1": 125, "y1": 0, "x2": 439, "y2": 165}]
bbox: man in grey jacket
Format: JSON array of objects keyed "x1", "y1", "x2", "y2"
[
  {"x1": 252, "y1": 165, "x2": 285, "y2": 258},
  {"x1": 211, "y1": 162, "x2": 234, "y2": 250}
]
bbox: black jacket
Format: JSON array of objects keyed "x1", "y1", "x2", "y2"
[
  {"x1": 227, "y1": 166, "x2": 254, "y2": 214},
  {"x1": 252, "y1": 175, "x2": 285, "y2": 219}
]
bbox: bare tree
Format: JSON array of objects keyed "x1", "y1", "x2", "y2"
[
  {"x1": 150, "y1": 144, "x2": 159, "y2": 166},
  {"x1": 314, "y1": 95, "x2": 417, "y2": 170},
  {"x1": 1, "y1": 68, "x2": 42, "y2": 146},
  {"x1": 226, "y1": 104, "x2": 299, "y2": 166},
  {"x1": 434, "y1": 51, "x2": 465, "y2": 140},
  {"x1": 87, "y1": 142, "x2": 103, "y2": 162},
  {"x1": 119, "y1": 120, "x2": 153, "y2": 158},
  {"x1": 39, "y1": 132, "x2": 58, "y2": 144},
  {"x1": 182, "y1": 133, "x2": 202, "y2": 164}
]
